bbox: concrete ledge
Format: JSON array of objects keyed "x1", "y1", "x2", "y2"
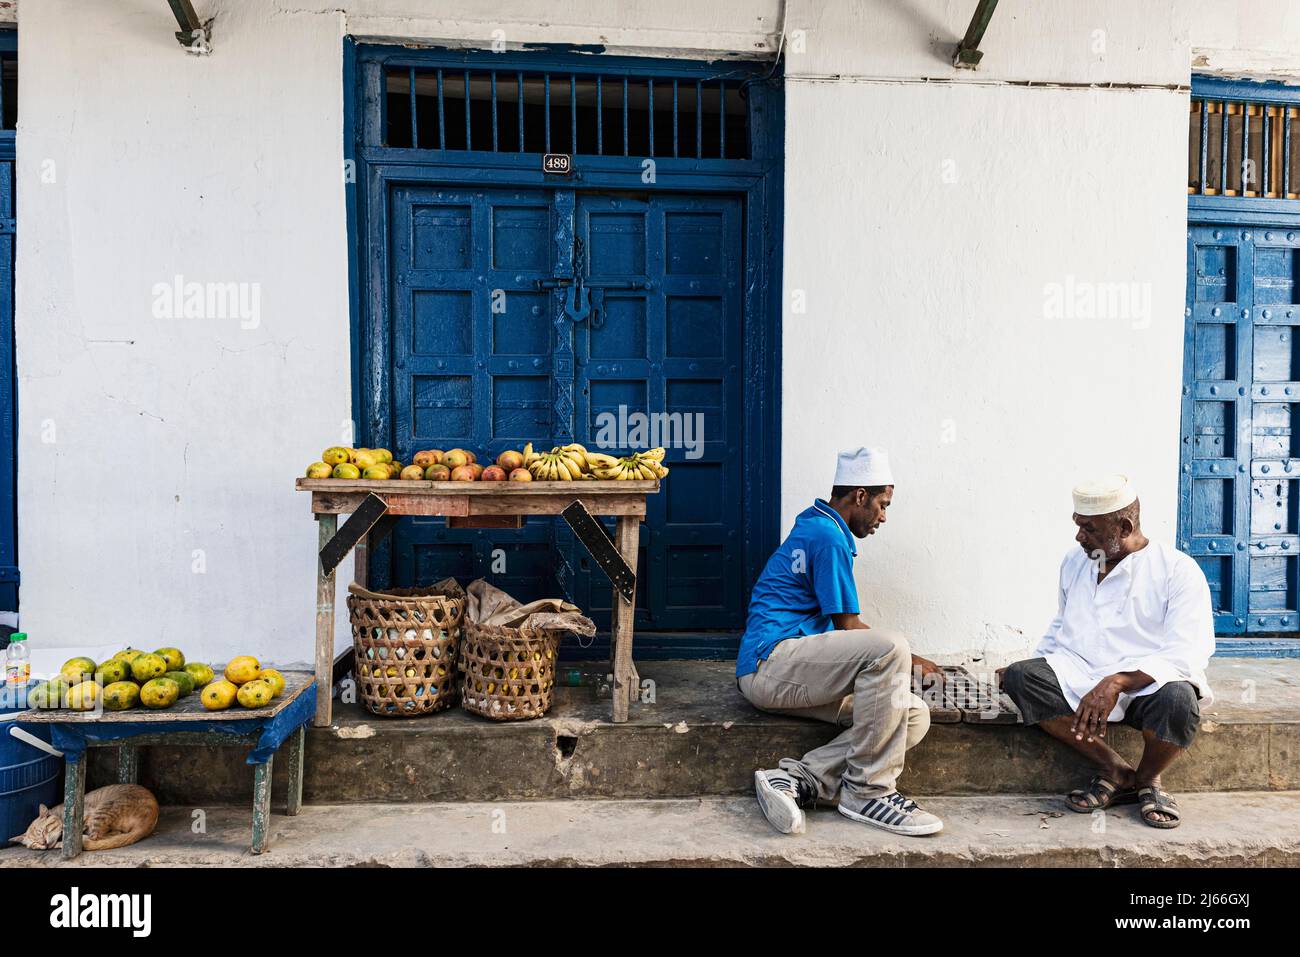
[
  {"x1": 3, "y1": 792, "x2": 1298, "y2": 868},
  {"x1": 84, "y1": 658, "x2": 1300, "y2": 803}
]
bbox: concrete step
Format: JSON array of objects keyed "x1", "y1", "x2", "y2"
[
  {"x1": 85, "y1": 657, "x2": 1300, "y2": 804},
  {"x1": 4, "y1": 792, "x2": 1298, "y2": 868}
]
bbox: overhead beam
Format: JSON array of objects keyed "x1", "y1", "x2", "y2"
[{"x1": 953, "y1": 0, "x2": 999, "y2": 70}]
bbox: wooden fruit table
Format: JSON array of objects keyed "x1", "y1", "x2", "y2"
[{"x1": 297, "y1": 478, "x2": 660, "y2": 726}]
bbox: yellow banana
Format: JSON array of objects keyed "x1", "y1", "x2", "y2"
[
  {"x1": 640, "y1": 447, "x2": 666, "y2": 462},
  {"x1": 556, "y1": 458, "x2": 574, "y2": 480},
  {"x1": 564, "y1": 452, "x2": 587, "y2": 476},
  {"x1": 586, "y1": 452, "x2": 619, "y2": 470},
  {"x1": 637, "y1": 463, "x2": 656, "y2": 480},
  {"x1": 523, "y1": 442, "x2": 537, "y2": 467}
]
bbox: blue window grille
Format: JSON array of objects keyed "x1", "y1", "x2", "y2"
[{"x1": 382, "y1": 67, "x2": 750, "y2": 160}]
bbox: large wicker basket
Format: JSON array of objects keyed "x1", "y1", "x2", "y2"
[
  {"x1": 460, "y1": 621, "x2": 561, "y2": 721},
  {"x1": 347, "y1": 582, "x2": 465, "y2": 718}
]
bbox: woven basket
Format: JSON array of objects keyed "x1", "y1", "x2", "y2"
[
  {"x1": 347, "y1": 582, "x2": 465, "y2": 718},
  {"x1": 459, "y1": 621, "x2": 561, "y2": 721}
]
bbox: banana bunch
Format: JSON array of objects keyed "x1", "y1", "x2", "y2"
[
  {"x1": 591, "y1": 448, "x2": 669, "y2": 481},
  {"x1": 525, "y1": 442, "x2": 592, "y2": 481}
]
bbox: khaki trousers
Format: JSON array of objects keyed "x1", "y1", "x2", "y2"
[{"x1": 738, "y1": 628, "x2": 928, "y2": 802}]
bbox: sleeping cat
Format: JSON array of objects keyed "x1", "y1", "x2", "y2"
[{"x1": 9, "y1": 783, "x2": 159, "y2": 850}]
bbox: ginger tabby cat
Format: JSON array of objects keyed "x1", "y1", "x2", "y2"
[{"x1": 10, "y1": 784, "x2": 159, "y2": 850}]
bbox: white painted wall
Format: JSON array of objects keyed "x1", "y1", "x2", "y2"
[{"x1": 9, "y1": 1, "x2": 1291, "y2": 668}]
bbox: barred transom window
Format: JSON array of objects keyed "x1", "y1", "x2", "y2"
[
  {"x1": 1188, "y1": 94, "x2": 1300, "y2": 199},
  {"x1": 383, "y1": 69, "x2": 751, "y2": 160}
]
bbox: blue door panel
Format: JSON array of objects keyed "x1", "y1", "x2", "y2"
[
  {"x1": 387, "y1": 185, "x2": 560, "y2": 603},
  {"x1": 571, "y1": 193, "x2": 745, "y2": 632},
  {"x1": 1181, "y1": 224, "x2": 1300, "y2": 633}
]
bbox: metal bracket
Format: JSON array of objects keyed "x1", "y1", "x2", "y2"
[
  {"x1": 952, "y1": 0, "x2": 998, "y2": 69},
  {"x1": 319, "y1": 493, "x2": 389, "y2": 576},
  {"x1": 167, "y1": 1, "x2": 212, "y2": 54},
  {"x1": 562, "y1": 501, "x2": 636, "y2": 604}
]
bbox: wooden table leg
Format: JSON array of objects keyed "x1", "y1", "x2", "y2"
[
  {"x1": 117, "y1": 744, "x2": 139, "y2": 784},
  {"x1": 611, "y1": 515, "x2": 640, "y2": 723},
  {"x1": 285, "y1": 726, "x2": 304, "y2": 816},
  {"x1": 61, "y1": 758, "x2": 86, "y2": 860},
  {"x1": 314, "y1": 513, "x2": 338, "y2": 727},
  {"x1": 252, "y1": 754, "x2": 274, "y2": 854}
]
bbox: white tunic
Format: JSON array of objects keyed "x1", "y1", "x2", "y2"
[{"x1": 1035, "y1": 541, "x2": 1216, "y2": 720}]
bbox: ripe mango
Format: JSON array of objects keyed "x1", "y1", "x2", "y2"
[
  {"x1": 201, "y1": 679, "x2": 238, "y2": 711},
  {"x1": 94, "y1": 660, "x2": 130, "y2": 685},
  {"x1": 164, "y1": 671, "x2": 196, "y2": 697},
  {"x1": 140, "y1": 677, "x2": 180, "y2": 709},
  {"x1": 130, "y1": 653, "x2": 168, "y2": 683},
  {"x1": 154, "y1": 647, "x2": 186, "y2": 671},
  {"x1": 237, "y1": 679, "x2": 274, "y2": 709},
  {"x1": 66, "y1": 680, "x2": 100, "y2": 711},
  {"x1": 103, "y1": 681, "x2": 141, "y2": 711},
  {"x1": 224, "y1": 656, "x2": 261, "y2": 685},
  {"x1": 257, "y1": 669, "x2": 286, "y2": 698},
  {"x1": 184, "y1": 662, "x2": 216, "y2": 689}
]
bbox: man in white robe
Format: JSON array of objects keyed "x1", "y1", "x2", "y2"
[{"x1": 999, "y1": 476, "x2": 1215, "y2": 828}]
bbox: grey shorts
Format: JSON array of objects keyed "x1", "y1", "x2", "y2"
[{"x1": 1001, "y1": 657, "x2": 1201, "y2": 749}]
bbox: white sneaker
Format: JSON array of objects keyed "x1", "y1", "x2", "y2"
[
  {"x1": 754, "y1": 769, "x2": 812, "y2": 834},
  {"x1": 838, "y1": 791, "x2": 944, "y2": 836}
]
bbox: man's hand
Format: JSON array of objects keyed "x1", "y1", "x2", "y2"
[
  {"x1": 1073, "y1": 675, "x2": 1124, "y2": 742},
  {"x1": 912, "y1": 655, "x2": 942, "y2": 679}
]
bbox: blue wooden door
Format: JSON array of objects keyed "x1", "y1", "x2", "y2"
[
  {"x1": 1181, "y1": 224, "x2": 1300, "y2": 633},
  {"x1": 382, "y1": 184, "x2": 748, "y2": 633}
]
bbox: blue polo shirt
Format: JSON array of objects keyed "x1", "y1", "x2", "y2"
[{"x1": 736, "y1": 500, "x2": 860, "y2": 677}]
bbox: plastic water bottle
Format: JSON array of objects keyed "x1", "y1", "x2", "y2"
[{"x1": 4, "y1": 632, "x2": 29, "y2": 687}]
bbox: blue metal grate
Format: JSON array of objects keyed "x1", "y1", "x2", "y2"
[
  {"x1": 0, "y1": 28, "x2": 13, "y2": 131},
  {"x1": 1189, "y1": 90, "x2": 1300, "y2": 199},
  {"x1": 383, "y1": 68, "x2": 750, "y2": 160}
]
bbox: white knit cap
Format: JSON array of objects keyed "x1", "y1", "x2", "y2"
[
  {"x1": 834, "y1": 447, "x2": 894, "y2": 487},
  {"x1": 1072, "y1": 475, "x2": 1137, "y2": 516}
]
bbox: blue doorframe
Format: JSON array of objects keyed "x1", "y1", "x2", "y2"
[
  {"x1": 0, "y1": 27, "x2": 15, "y2": 617},
  {"x1": 1184, "y1": 76, "x2": 1300, "y2": 649},
  {"x1": 342, "y1": 41, "x2": 784, "y2": 658}
]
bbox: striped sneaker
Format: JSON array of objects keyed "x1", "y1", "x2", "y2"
[
  {"x1": 838, "y1": 791, "x2": 943, "y2": 836},
  {"x1": 754, "y1": 769, "x2": 814, "y2": 835}
]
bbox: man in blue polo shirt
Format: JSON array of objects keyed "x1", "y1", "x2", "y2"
[{"x1": 738, "y1": 447, "x2": 944, "y2": 836}]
